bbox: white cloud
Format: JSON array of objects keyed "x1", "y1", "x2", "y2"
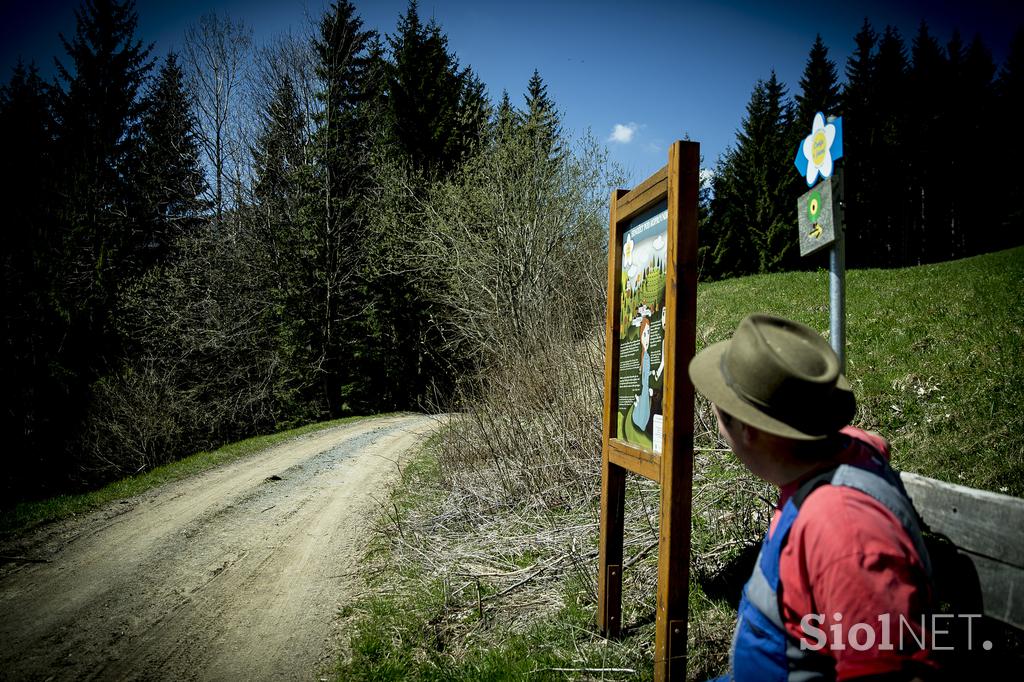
[
  {"x1": 608, "y1": 122, "x2": 638, "y2": 144},
  {"x1": 699, "y1": 167, "x2": 716, "y2": 187}
]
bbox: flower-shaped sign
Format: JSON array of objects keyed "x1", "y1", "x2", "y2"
[{"x1": 794, "y1": 112, "x2": 843, "y2": 186}]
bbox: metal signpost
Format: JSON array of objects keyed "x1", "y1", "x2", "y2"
[
  {"x1": 597, "y1": 141, "x2": 699, "y2": 681},
  {"x1": 795, "y1": 112, "x2": 846, "y2": 369}
]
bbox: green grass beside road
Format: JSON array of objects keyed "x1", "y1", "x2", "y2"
[{"x1": 1, "y1": 415, "x2": 370, "y2": 538}]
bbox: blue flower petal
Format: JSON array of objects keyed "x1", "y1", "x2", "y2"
[
  {"x1": 830, "y1": 117, "x2": 843, "y2": 162},
  {"x1": 794, "y1": 146, "x2": 808, "y2": 177}
]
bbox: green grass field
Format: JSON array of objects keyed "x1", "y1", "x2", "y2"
[
  {"x1": 335, "y1": 246, "x2": 1024, "y2": 681},
  {"x1": 695, "y1": 246, "x2": 1023, "y2": 495}
]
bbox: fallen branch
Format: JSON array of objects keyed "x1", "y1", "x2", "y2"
[
  {"x1": 480, "y1": 555, "x2": 565, "y2": 603},
  {"x1": 622, "y1": 538, "x2": 660, "y2": 571},
  {"x1": 454, "y1": 564, "x2": 537, "y2": 578}
]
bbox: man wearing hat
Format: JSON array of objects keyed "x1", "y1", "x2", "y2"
[{"x1": 689, "y1": 314, "x2": 938, "y2": 681}]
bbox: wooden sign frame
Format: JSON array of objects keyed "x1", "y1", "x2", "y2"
[{"x1": 597, "y1": 141, "x2": 698, "y2": 681}]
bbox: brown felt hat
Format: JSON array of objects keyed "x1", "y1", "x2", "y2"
[{"x1": 688, "y1": 314, "x2": 855, "y2": 440}]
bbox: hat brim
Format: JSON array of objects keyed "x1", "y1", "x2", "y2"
[{"x1": 688, "y1": 340, "x2": 854, "y2": 441}]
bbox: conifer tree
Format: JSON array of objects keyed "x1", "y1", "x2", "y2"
[
  {"x1": 796, "y1": 34, "x2": 842, "y2": 126},
  {"x1": 139, "y1": 52, "x2": 209, "y2": 263},
  {"x1": 708, "y1": 71, "x2": 798, "y2": 277},
  {"x1": 841, "y1": 19, "x2": 879, "y2": 267},
  {"x1": 909, "y1": 22, "x2": 948, "y2": 263},
  {"x1": 872, "y1": 26, "x2": 910, "y2": 265},
  {"x1": 493, "y1": 89, "x2": 515, "y2": 134},
  {"x1": 1, "y1": 62, "x2": 54, "y2": 294},
  {"x1": 239, "y1": 69, "x2": 309, "y2": 418},
  {"x1": 386, "y1": 0, "x2": 486, "y2": 178},
  {"x1": 844, "y1": 19, "x2": 877, "y2": 112},
  {"x1": 253, "y1": 74, "x2": 304, "y2": 208},
  {"x1": 300, "y1": 0, "x2": 378, "y2": 416},
  {"x1": 361, "y1": 34, "x2": 392, "y2": 136},
  {"x1": 457, "y1": 71, "x2": 490, "y2": 158},
  {"x1": 363, "y1": 0, "x2": 491, "y2": 408},
  {"x1": 523, "y1": 69, "x2": 561, "y2": 160},
  {"x1": 251, "y1": 71, "x2": 305, "y2": 258},
  {"x1": 54, "y1": 0, "x2": 154, "y2": 303},
  {"x1": 52, "y1": 0, "x2": 153, "y2": 381},
  {"x1": 997, "y1": 27, "x2": 1024, "y2": 241},
  {"x1": 946, "y1": 33, "x2": 996, "y2": 257},
  {"x1": 21, "y1": 0, "x2": 153, "y2": 486},
  {"x1": 0, "y1": 62, "x2": 62, "y2": 496}
]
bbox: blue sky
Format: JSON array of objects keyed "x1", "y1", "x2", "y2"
[{"x1": 3, "y1": 1, "x2": 1021, "y2": 184}]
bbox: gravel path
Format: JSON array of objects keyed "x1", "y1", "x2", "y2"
[{"x1": 0, "y1": 413, "x2": 441, "y2": 681}]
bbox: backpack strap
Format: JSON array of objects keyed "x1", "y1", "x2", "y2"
[
  {"x1": 792, "y1": 465, "x2": 841, "y2": 508},
  {"x1": 791, "y1": 463, "x2": 933, "y2": 578}
]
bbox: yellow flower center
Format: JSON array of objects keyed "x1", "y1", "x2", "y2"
[{"x1": 811, "y1": 130, "x2": 828, "y2": 167}]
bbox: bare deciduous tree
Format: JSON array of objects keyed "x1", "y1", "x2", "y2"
[
  {"x1": 409, "y1": 125, "x2": 620, "y2": 368},
  {"x1": 183, "y1": 11, "x2": 253, "y2": 225},
  {"x1": 252, "y1": 33, "x2": 319, "y2": 157}
]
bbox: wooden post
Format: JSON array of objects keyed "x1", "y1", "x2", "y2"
[
  {"x1": 653, "y1": 141, "x2": 699, "y2": 681},
  {"x1": 597, "y1": 188, "x2": 629, "y2": 637}
]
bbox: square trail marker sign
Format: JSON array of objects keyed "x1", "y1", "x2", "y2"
[{"x1": 797, "y1": 167, "x2": 843, "y2": 257}]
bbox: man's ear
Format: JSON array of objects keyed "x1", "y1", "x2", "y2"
[{"x1": 737, "y1": 421, "x2": 759, "y2": 449}]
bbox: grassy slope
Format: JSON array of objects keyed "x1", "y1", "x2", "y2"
[
  {"x1": 336, "y1": 247, "x2": 1024, "y2": 680},
  {"x1": 0, "y1": 415, "x2": 371, "y2": 537},
  {"x1": 695, "y1": 246, "x2": 1023, "y2": 495}
]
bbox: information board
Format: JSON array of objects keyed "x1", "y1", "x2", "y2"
[
  {"x1": 598, "y1": 141, "x2": 698, "y2": 682},
  {"x1": 617, "y1": 202, "x2": 668, "y2": 453}
]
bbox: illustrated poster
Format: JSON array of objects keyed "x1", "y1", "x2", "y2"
[{"x1": 616, "y1": 201, "x2": 668, "y2": 453}]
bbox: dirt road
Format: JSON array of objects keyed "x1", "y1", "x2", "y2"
[{"x1": 0, "y1": 413, "x2": 441, "y2": 681}]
